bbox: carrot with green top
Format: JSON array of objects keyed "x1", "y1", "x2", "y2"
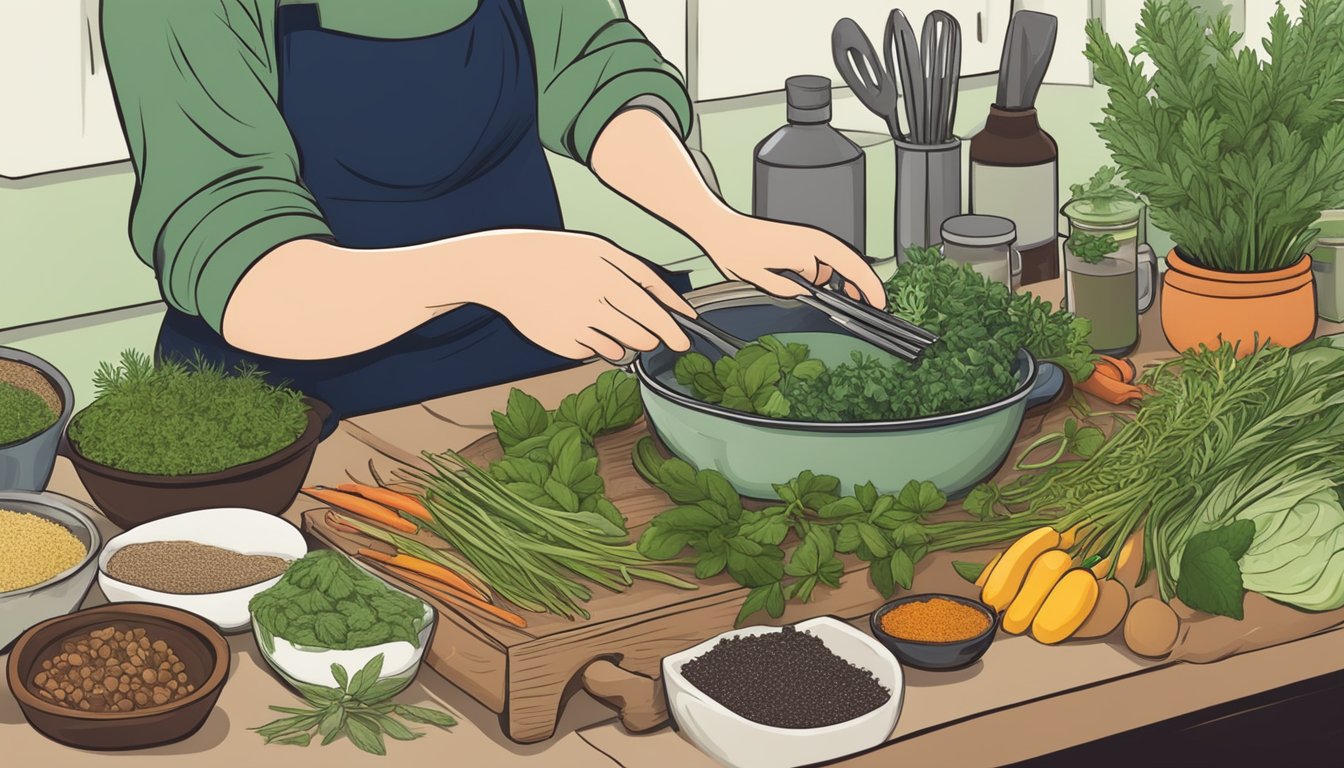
[{"x1": 302, "y1": 487, "x2": 419, "y2": 534}]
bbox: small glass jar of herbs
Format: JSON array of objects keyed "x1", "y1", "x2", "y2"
[{"x1": 1062, "y1": 167, "x2": 1145, "y2": 355}]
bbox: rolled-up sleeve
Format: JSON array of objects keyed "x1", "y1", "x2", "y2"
[
  {"x1": 103, "y1": 0, "x2": 332, "y2": 333},
  {"x1": 524, "y1": 0, "x2": 694, "y2": 164}
]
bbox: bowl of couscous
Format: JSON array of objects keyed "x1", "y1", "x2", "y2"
[{"x1": 0, "y1": 491, "x2": 103, "y2": 651}]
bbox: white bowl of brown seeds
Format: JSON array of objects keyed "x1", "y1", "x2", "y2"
[{"x1": 97, "y1": 508, "x2": 307, "y2": 633}]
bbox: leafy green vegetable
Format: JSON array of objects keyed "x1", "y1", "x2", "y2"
[
  {"x1": 0, "y1": 381, "x2": 57, "y2": 446},
  {"x1": 250, "y1": 551, "x2": 427, "y2": 650},
  {"x1": 634, "y1": 437, "x2": 1049, "y2": 623},
  {"x1": 68, "y1": 349, "x2": 309, "y2": 475},
  {"x1": 952, "y1": 561, "x2": 989, "y2": 584},
  {"x1": 1014, "y1": 418, "x2": 1107, "y2": 471},
  {"x1": 674, "y1": 249, "x2": 1096, "y2": 423},
  {"x1": 252, "y1": 654, "x2": 456, "y2": 755},
  {"x1": 1175, "y1": 521, "x2": 1255, "y2": 619},
  {"x1": 488, "y1": 370, "x2": 643, "y2": 532},
  {"x1": 1084, "y1": 0, "x2": 1344, "y2": 273},
  {"x1": 1066, "y1": 232, "x2": 1120, "y2": 265}
]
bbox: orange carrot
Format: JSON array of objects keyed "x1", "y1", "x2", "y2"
[
  {"x1": 1093, "y1": 358, "x2": 1128, "y2": 383},
  {"x1": 1097, "y1": 354, "x2": 1138, "y2": 384},
  {"x1": 337, "y1": 483, "x2": 432, "y2": 523},
  {"x1": 1077, "y1": 371, "x2": 1143, "y2": 405},
  {"x1": 357, "y1": 548, "x2": 489, "y2": 602},
  {"x1": 325, "y1": 511, "x2": 361, "y2": 535},
  {"x1": 374, "y1": 561, "x2": 528, "y2": 629},
  {"x1": 302, "y1": 487, "x2": 419, "y2": 534}
]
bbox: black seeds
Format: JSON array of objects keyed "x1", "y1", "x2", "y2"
[{"x1": 679, "y1": 626, "x2": 891, "y2": 728}]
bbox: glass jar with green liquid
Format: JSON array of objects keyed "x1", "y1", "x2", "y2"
[{"x1": 1062, "y1": 194, "x2": 1145, "y2": 355}]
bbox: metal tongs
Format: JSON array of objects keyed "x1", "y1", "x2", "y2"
[
  {"x1": 777, "y1": 272, "x2": 938, "y2": 360},
  {"x1": 669, "y1": 274, "x2": 938, "y2": 363}
]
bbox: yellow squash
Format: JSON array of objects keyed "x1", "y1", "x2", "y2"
[
  {"x1": 981, "y1": 527, "x2": 1061, "y2": 611},
  {"x1": 975, "y1": 552, "x2": 1003, "y2": 588},
  {"x1": 1031, "y1": 569, "x2": 1100, "y2": 644},
  {"x1": 1002, "y1": 550, "x2": 1073, "y2": 634}
]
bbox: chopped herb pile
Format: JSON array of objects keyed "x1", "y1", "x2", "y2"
[
  {"x1": 253, "y1": 654, "x2": 456, "y2": 754},
  {"x1": 673, "y1": 248, "x2": 1095, "y2": 423},
  {"x1": 68, "y1": 350, "x2": 309, "y2": 476},
  {"x1": 0, "y1": 382, "x2": 57, "y2": 446},
  {"x1": 250, "y1": 551, "x2": 428, "y2": 650}
]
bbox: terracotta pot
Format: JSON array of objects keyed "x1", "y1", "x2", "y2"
[
  {"x1": 1161, "y1": 248, "x2": 1316, "y2": 355},
  {"x1": 64, "y1": 398, "x2": 328, "y2": 530}
]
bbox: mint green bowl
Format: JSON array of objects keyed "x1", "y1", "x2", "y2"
[{"x1": 633, "y1": 294, "x2": 1050, "y2": 500}]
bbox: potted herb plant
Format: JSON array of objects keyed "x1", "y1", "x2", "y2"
[
  {"x1": 0, "y1": 347, "x2": 73, "y2": 491},
  {"x1": 65, "y1": 351, "x2": 325, "y2": 529},
  {"x1": 1084, "y1": 0, "x2": 1344, "y2": 353}
]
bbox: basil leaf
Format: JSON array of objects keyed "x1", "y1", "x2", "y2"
[
  {"x1": 1176, "y1": 546, "x2": 1245, "y2": 620},
  {"x1": 952, "y1": 560, "x2": 988, "y2": 584},
  {"x1": 395, "y1": 705, "x2": 458, "y2": 728}
]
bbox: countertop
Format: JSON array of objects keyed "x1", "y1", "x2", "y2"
[{"x1": 5, "y1": 277, "x2": 1344, "y2": 767}]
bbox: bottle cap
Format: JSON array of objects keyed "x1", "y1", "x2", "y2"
[
  {"x1": 941, "y1": 214, "x2": 1017, "y2": 247},
  {"x1": 786, "y1": 75, "x2": 832, "y2": 123}
]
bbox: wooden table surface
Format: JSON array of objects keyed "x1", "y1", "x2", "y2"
[{"x1": 5, "y1": 278, "x2": 1344, "y2": 767}]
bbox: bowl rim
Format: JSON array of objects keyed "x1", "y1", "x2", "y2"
[
  {"x1": 661, "y1": 616, "x2": 904, "y2": 736},
  {"x1": 0, "y1": 491, "x2": 102, "y2": 599},
  {"x1": 869, "y1": 592, "x2": 999, "y2": 647},
  {"x1": 6, "y1": 602, "x2": 230, "y2": 720},
  {"x1": 634, "y1": 346, "x2": 1039, "y2": 433},
  {"x1": 65, "y1": 397, "x2": 328, "y2": 485},
  {"x1": 96, "y1": 508, "x2": 308, "y2": 600}
]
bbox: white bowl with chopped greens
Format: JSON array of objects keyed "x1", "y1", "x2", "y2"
[{"x1": 250, "y1": 551, "x2": 436, "y2": 693}]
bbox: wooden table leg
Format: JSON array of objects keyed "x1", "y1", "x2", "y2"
[{"x1": 581, "y1": 660, "x2": 669, "y2": 733}]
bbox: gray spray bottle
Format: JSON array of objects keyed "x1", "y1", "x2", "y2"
[{"x1": 753, "y1": 76, "x2": 867, "y2": 257}]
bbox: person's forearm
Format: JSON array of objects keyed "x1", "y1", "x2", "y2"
[
  {"x1": 589, "y1": 108, "x2": 736, "y2": 247},
  {"x1": 223, "y1": 232, "x2": 513, "y2": 359}
]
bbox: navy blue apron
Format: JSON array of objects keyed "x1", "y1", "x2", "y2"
[{"x1": 157, "y1": 0, "x2": 689, "y2": 436}]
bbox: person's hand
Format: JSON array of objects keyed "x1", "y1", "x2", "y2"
[
  {"x1": 469, "y1": 231, "x2": 694, "y2": 361},
  {"x1": 694, "y1": 211, "x2": 888, "y2": 309}
]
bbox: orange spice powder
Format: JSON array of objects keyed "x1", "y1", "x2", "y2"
[{"x1": 880, "y1": 597, "x2": 990, "y2": 642}]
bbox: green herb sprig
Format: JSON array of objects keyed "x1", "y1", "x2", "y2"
[
  {"x1": 633, "y1": 438, "x2": 1049, "y2": 624},
  {"x1": 253, "y1": 655, "x2": 456, "y2": 755},
  {"x1": 1069, "y1": 165, "x2": 1138, "y2": 214},
  {"x1": 1084, "y1": 0, "x2": 1344, "y2": 273}
]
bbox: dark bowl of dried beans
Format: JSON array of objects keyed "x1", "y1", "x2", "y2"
[{"x1": 5, "y1": 602, "x2": 229, "y2": 750}]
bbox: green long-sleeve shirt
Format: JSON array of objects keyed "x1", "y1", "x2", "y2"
[{"x1": 102, "y1": 0, "x2": 692, "y2": 334}]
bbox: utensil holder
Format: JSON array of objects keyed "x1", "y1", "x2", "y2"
[{"x1": 895, "y1": 138, "x2": 962, "y2": 260}]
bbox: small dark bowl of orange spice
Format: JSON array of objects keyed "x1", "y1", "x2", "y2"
[
  {"x1": 869, "y1": 593, "x2": 998, "y2": 671},
  {"x1": 5, "y1": 603, "x2": 229, "y2": 750}
]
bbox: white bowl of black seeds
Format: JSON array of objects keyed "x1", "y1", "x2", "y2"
[
  {"x1": 97, "y1": 508, "x2": 307, "y2": 633},
  {"x1": 662, "y1": 617, "x2": 904, "y2": 768}
]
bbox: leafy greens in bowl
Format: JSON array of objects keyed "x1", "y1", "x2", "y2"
[{"x1": 671, "y1": 248, "x2": 1093, "y2": 424}]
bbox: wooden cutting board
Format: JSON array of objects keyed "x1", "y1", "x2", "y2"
[{"x1": 301, "y1": 384, "x2": 1079, "y2": 744}]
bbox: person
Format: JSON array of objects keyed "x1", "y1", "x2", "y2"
[{"x1": 102, "y1": 0, "x2": 885, "y2": 432}]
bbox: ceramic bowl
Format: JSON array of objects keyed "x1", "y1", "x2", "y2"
[
  {"x1": 870, "y1": 593, "x2": 998, "y2": 670},
  {"x1": 97, "y1": 508, "x2": 308, "y2": 633},
  {"x1": 0, "y1": 491, "x2": 102, "y2": 651},
  {"x1": 662, "y1": 616, "x2": 904, "y2": 768},
  {"x1": 6, "y1": 603, "x2": 229, "y2": 750},
  {"x1": 253, "y1": 590, "x2": 435, "y2": 696}
]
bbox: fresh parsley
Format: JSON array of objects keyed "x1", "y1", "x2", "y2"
[
  {"x1": 253, "y1": 655, "x2": 456, "y2": 755},
  {"x1": 1069, "y1": 166, "x2": 1137, "y2": 213},
  {"x1": 1084, "y1": 0, "x2": 1344, "y2": 273}
]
